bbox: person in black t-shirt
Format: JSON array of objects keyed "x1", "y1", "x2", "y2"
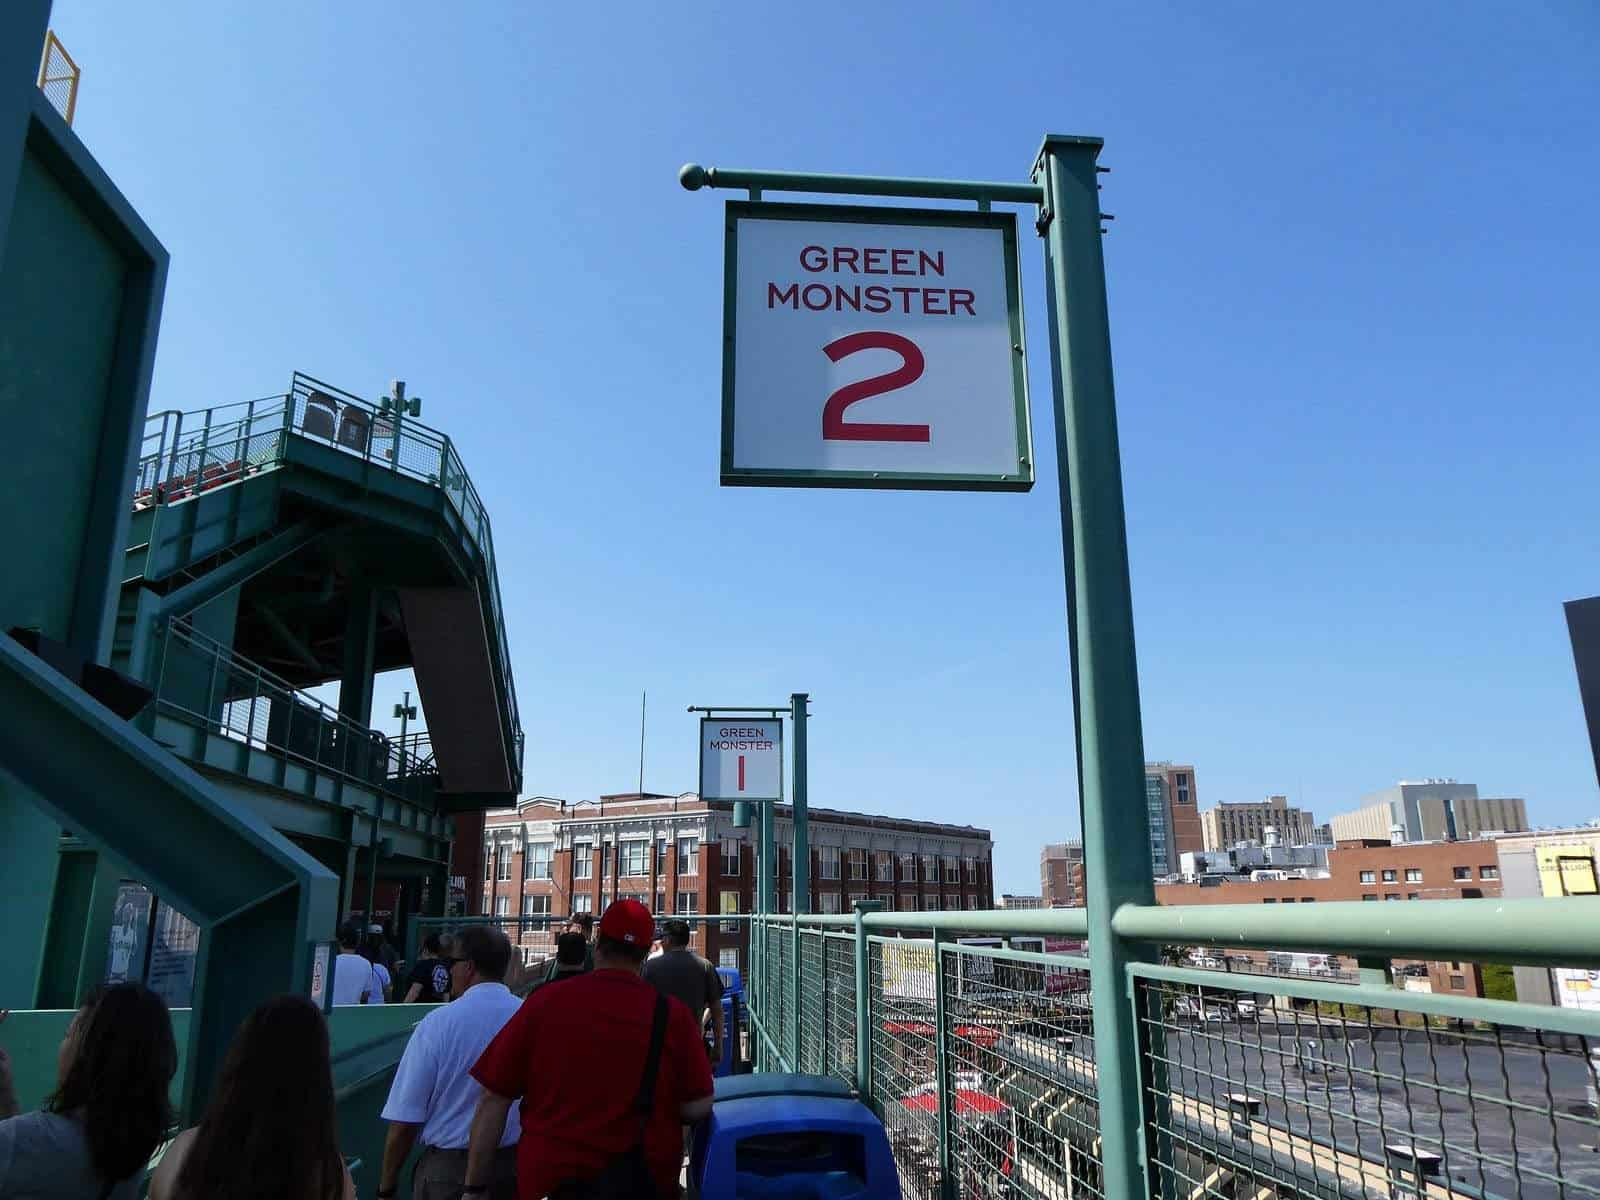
[{"x1": 402, "y1": 932, "x2": 455, "y2": 1003}]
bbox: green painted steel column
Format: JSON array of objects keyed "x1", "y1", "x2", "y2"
[
  {"x1": 337, "y1": 583, "x2": 379, "y2": 726},
  {"x1": 1033, "y1": 133, "x2": 1158, "y2": 1200},
  {"x1": 852, "y1": 900, "x2": 882, "y2": 1104},
  {"x1": 931, "y1": 927, "x2": 955, "y2": 1200},
  {"x1": 789, "y1": 915, "x2": 801, "y2": 1069},
  {"x1": 791, "y1": 693, "x2": 809, "y2": 914}
]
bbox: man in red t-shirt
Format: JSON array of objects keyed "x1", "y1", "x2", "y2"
[{"x1": 464, "y1": 899, "x2": 714, "y2": 1199}]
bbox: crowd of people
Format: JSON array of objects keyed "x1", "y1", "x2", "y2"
[{"x1": 0, "y1": 899, "x2": 726, "y2": 1200}]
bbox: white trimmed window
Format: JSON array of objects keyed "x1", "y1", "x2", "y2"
[
  {"x1": 964, "y1": 857, "x2": 978, "y2": 883},
  {"x1": 721, "y1": 890, "x2": 740, "y2": 932},
  {"x1": 678, "y1": 836, "x2": 699, "y2": 875},
  {"x1": 921, "y1": 854, "x2": 937, "y2": 882},
  {"x1": 900, "y1": 853, "x2": 917, "y2": 882},
  {"x1": 494, "y1": 895, "x2": 509, "y2": 916},
  {"x1": 900, "y1": 895, "x2": 918, "y2": 911},
  {"x1": 721, "y1": 838, "x2": 741, "y2": 875},
  {"x1": 621, "y1": 839, "x2": 647, "y2": 877},
  {"x1": 677, "y1": 893, "x2": 699, "y2": 915},
  {"x1": 943, "y1": 857, "x2": 959, "y2": 884},
  {"x1": 819, "y1": 847, "x2": 841, "y2": 880},
  {"x1": 572, "y1": 894, "x2": 592, "y2": 914},
  {"x1": 820, "y1": 893, "x2": 840, "y2": 914},
  {"x1": 925, "y1": 896, "x2": 940, "y2": 912},
  {"x1": 523, "y1": 894, "x2": 550, "y2": 917},
  {"x1": 719, "y1": 948, "x2": 740, "y2": 971},
  {"x1": 525, "y1": 842, "x2": 552, "y2": 880},
  {"x1": 574, "y1": 842, "x2": 593, "y2": 879},
  {"x1": 875, "y1": 852, "x2": 894, "y2": 882},
  {"x1": 848, "y1": 849, "x2": 868, "y2": 881}
]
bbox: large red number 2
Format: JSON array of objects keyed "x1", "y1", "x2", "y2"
[{"x1": 821, "y1": 331, "x2": 929, "y2": 442}]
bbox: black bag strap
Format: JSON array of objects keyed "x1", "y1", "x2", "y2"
[{"x1": 632, "y1": 993, "x2": 670, "y2": 1120}]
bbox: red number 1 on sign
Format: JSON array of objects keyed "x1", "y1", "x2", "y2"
[
  {"x1": 738, "y1": 754, "x2": 745, "y2": 792},
  {"x1": 821, "y1": 331, "x2": 929, "y2": 442}
]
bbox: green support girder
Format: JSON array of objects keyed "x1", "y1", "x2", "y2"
[
  {"x1": 0, "y1": 633, "x2": 337, "y2": 1118},
  {"x1": 122, "y1": 520, "x2": 323, "y2": 680}
]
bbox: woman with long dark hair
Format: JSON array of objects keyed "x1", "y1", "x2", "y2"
[
  {"x1": 0, "y1": 982, "x2": 178, "y2": 1199},
  {"x1": 150, "y1": 994, "x2": 352, "y2": 1200}
]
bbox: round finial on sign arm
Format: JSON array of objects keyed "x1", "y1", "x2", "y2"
[{"x1": 679, "y1": 163, "x2": 708, "y2": 191}]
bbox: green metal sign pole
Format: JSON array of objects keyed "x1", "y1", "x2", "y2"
[
  {"x1": 682, "y1": 139, "x2": 1158, "y2": 1196},
  {"x1": 1033, "y1": 134, "x2": 1158, "y2": 1200},
  {"x1": 791, "y1": 692, "x2": 809, "y2": 914}
]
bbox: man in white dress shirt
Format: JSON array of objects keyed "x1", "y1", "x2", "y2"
[{"x1": 377, "y1": 925, "x2": 522, "y2": 1200}]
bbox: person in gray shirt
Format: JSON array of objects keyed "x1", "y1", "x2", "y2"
[
  {"x1": 0, "y1": 984, "x2": 178, "y2": 1200},
  {"x1": 642, "y1": 919, "x2": 725, "y2": 1064}
]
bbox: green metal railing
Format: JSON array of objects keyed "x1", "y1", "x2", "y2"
[
  {"x1": 737, "y1": 904, "x2": 1600, "y2": 1200},
  {"x1": 150, "y1": 620, "x2": 434, "y2": 792},
  {"x1": 133, "y1": 372, "x2": 523, "y2": 782}
]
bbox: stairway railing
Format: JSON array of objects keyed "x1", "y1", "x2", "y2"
[
  {"x1": 135, "y1": 373, "x2": 523, "y2": 789},
  {"x1": 151, "y1": 620, "x2": 432, "y2": 792}
]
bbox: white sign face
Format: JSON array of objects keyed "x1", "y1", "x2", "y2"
[
  {"x1": 699, "y1": 718, "x2": 783, "y2": 802},
  {"x1": 723, "y1": 202, "x2": 1031, "y2": 491}
]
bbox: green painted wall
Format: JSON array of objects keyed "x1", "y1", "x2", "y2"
[
  {"x1": 0, "y1": 796, "x2": 60, "y2": 1009},
  {"x1": 0, "y1": 146, "x2": 128, "y2": 645}
]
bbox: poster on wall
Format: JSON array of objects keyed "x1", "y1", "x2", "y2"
[
  {"x1": 105, "y1": 882, "x2": 154, "y2": 985},
  {"x1": 146, "y1": 901, "x2": 200, "y2": 1009}
]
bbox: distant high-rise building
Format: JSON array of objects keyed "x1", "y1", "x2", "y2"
[
  {"x1": 1145, "y1": 762, "x2": 1203, "y2": 874},
  {"x1": 1040, "y1": 841, "x2": 1085, "y2": 907},
  {"x1": 1201, "y1": 794, "x2": 1317, "y2": 851},
  {"x1": 1327, "y1": 782, "x2": 1528, "y2": 844}
]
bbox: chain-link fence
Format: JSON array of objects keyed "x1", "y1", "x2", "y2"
[
  {"x1": 1136, "y1": 968, "x2": 1600, "y2": 1200},
  {"x1": 747, "y1": 913, "x2": 1600, "y2": 1200}
]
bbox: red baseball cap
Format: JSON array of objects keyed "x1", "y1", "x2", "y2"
[{"x1": 599, "y1": 898, "x2": 654, "y2": 948}]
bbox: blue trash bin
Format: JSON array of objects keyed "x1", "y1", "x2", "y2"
[
  {"x1": 715, "y1": 968, "x2": 744, "y2": 1077},
  {"x1": 692, "y1": 1074, "x2": 900, "y2": 1199}
]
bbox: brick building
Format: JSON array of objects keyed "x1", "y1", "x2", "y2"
[
  {"x1": 1156, "y1": 838, "x2": 1503, "y2": 995},
  {"x1": 479, "y1": 792, "x2": 994, "y2": 974},
  {"x1": 1147, "y1": 762, "x2": 1203, "y2": 875},
  {"x1": 1040, "y1": 841, "x2": 1085, "y2": 907}
]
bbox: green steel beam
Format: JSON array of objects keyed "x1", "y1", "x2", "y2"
[
  {"x1": 1112, "y1": 896, "x2": 1600, "y2": 968},
  {"x1": 0, "y1": 633, "x2": 338, "y2": 1118},
  {"x1": 125, "y1": 521, "x2": 323, "y2": 680},
  {"x1": 1034, "y1": 133, "x2": 1156, "y2": 1200},
  {"x1": 338, "y1": 583, "x2": 379, "y2": 726},
  {"x1": 679, "y1": 162, "x2": 1043, "y2": 206}
]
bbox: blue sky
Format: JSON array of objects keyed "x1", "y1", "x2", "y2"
[{"x1": 54, "y1": 2, "x2": 1598, "y2": 892}]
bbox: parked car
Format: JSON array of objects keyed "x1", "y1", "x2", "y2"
[{"x1": 1235, "y1": 998, "x2": 1259, "y2": 1021}]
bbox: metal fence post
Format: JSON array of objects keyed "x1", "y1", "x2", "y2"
[
  {"x1": 853, "y1": 900, "x2": 882, "y2": 1104},
  {"x1": 789, "y1": 915, "x2": 802, "y2": 1069},
  {"x1": 932, "y1": 926, "x2": 956, "y2": 1200},
  {"x1": 1033, "y1": 133, "x2": 1159, "y2": 1200},
  {"x1": 791, "y1": 692, "x2": 809, "y2": 915},
  {"x1": 819, "y1": 931, "x2": 830, "y2": 1075}
]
